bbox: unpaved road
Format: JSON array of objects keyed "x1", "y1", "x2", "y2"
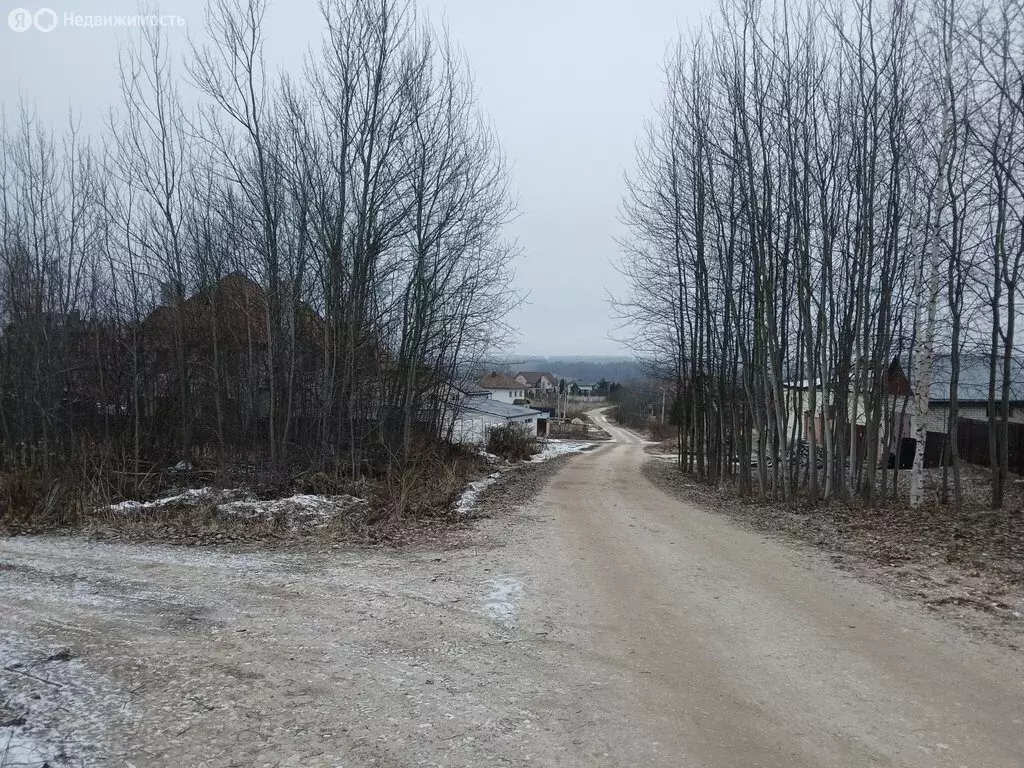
[{"x1": 2, "y1": 415, "x2": 1023, "y2": 767}]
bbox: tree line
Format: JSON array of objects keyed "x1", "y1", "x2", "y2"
[
  {"x1": 0, "y1": 0, "x2": 517, "y2": 501},
  {"x1": 616, "y1": 0, "x2": 1024, "y2": 508}
]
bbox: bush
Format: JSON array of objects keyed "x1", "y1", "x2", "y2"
[
  {"x1": 0, "y1": 467, "x2": 92, "y2": 533},
  {"x1": 0, "y1": 433, "x2": 495, "y2": 540},
  {"x1": 487, "y1": 424, "x2": 540, "y2": 463},
  {"x1": 648, "y1": 422, "x2": 676, "y2": 442},
  {"x1": 369, "y1": 440, "x2": 488, "y2": 527}
]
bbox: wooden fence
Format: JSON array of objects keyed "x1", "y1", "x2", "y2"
[
  {"x1": 547, "y1": 421, "x2": 590, "y2": 439},
  {"x1": 923, "y1": 417, "x2": 1024, "y2": 474}
]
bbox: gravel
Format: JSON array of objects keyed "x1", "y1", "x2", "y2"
[
  {"x1": 643, "y1": 458, "x2": 1024, "y2": 649},
  {"x1": 0, "y1": 448, "x2": 589, "y2": 767}
]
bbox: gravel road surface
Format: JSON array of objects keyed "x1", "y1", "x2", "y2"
[{"x1": 1, "y1": 413, "x2": 1022, "y2": 767}]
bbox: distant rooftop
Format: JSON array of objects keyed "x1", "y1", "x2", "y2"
[
  {"x1": 478, "y1": 371, "x2": 522, "y2": 390},
  {"x1": 461, "y1": 398, "x2": 541, "y2": 419},
  {"x1": 452, "y1": 380, "x2": 490, "y2": 397},
  {"x1": 516, "y1": 371, "x2": 556, "y2": 385}
]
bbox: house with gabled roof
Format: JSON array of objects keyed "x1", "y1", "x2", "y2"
[
  {"x1": 478, "y1": 371, "x2": 526, "y2": 403},
  {"x1": 140, "y1": 272, "x2": 324, "y2": 427},
  {"x1": 515, "y1": 371, "x2": 557, "y2": 394}
]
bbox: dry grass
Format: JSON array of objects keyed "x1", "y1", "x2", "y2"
[
  {"x1": 486, "y1": 425, "x2": 540, "y2": 463},
  {"x1": 86, "y1": 503, "x2": 305, "y2": 545},
  {"x1": 373, "y1": 447, "x2": 489, "y2": 528},
  {"x1": 0, "y1": 467, "x2": 91, "y2": 533},
  {"x1": 1, "y1": 440, "x2": 491, "y2": 545}
]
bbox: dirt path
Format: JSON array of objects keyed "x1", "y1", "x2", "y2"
[{"x1": 2, "y1": 419, "x2": 1023, "y2": 767}]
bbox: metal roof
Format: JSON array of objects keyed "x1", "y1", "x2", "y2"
[
  {"x1": 460, "y1": 398, "x2": 541, "y2": 419},
  {"x1": 929, "y1": 353, "x2": 1024, "y2": 403}
]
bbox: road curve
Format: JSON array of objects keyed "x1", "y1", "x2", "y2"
[{"x1": 587, "y1": 406, "x2": 646, "y2": 444}]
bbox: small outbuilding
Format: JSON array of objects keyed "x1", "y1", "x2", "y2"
[{"x1": 451, "y1": 396, "x2": 542, "y2": 445}]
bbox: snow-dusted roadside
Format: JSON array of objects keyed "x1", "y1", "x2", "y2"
[
  {"x1": 87, "y1": 440, "x2": 596, "y2": 536},
  {"x1": 0, "y1": 439, "x2": 595, "y2": 766},
  {"x1": 453, "y1": 440, "x2": 596, "y2": 516},
  {"x1": 530, "y1": 440, "x2": 594, "y2": 462},
  {"x1": 0, "y1": 503, "x2": 564, "y2": 768},
  {"x1": 100, "y1": 488, "x2": 367, "y2": 531},
  {"x1": 454, "y1": 471, "x2": 505, "y2": 515}
]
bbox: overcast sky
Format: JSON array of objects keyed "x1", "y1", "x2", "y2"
[{"x1": 1, "y1": 0, "x2": 711, "y2": 357}]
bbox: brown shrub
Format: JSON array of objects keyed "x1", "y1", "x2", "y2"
[
  {"x1": 0, "y1": 434, "x2": 490, "y2": 542},
  {"x1": 487, "y1": 424, "x2": 540, "y2": 463},
  {"x1": 648, "y1": 422, "x2": 677, "y2": 442},
  {"x1": 372, "y1": 441, "x2": 488, "y2": 527},
  {"x1": 0, "y1": 467, "x2": 93, "y2": 533}
]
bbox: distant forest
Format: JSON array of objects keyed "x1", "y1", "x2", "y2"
[{"x1": 514, "y1": 358, "x2": 641, "y2": 384}]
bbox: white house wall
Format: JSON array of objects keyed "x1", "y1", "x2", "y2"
[
  {"x1": 451, "y1": 413, "x2": 538, "y2": 445},
  {"x1": 451, "y1": 413, "x2": 504, "y2": 445},
  {"x1": 514, "y1": 415, "x2": 538, "y2": 433},
  {"x1": 920, "y1": 404, "x2": 1024, "y2": 434},
  {"x1": 482, "y1": 387, "x2": 525, "y2": 404},
  {"x1": 515, "y1": 375, "x2": 556, "y2": 393},
  {"x1": 783, "y1": 386, "x2": 870, "y2": 439}
]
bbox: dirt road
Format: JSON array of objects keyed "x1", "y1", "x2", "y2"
[{"x1": 2, "y1": 416, "x2": 1022, "y2": 767}]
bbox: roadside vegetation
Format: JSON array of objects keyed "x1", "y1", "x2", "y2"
[
  {"x1": 486, "y1": 425, "x2": 541, "y2": 463},
  {"x1": 610, "y1": 377, "x2": 1023, "y2": 636},
  {"x1": 3, "y1": 440, "x2": 494, "y2": 543},
  {"x1": 0, "y1": 0, "x2": 519, "y2": 536},
  {"x1": 613, "y1": 0, "x2": 1024, "y2": 514}
]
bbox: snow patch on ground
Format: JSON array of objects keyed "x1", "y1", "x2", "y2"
[
  {"x1": 218, "y1": 494, "x2": 367, "y2": 529},
  {"x1": 454, "y1": 472, "x2": 504, "y2": 515},
  {"x1": 0, "y1": 632, "x2": 129, "y2": 767},
  {"x1": 0, "y1": 730, "x2": 49, "y2": 768},
  {"x1": 483, "y1": 577, "x2": 525, "y2": 628},
  {"x1": 454, "y1": 440, "x2": 595, "y2": 515},
  {"x1": 530, "y1": 440, "x2": 593, "y2": 463},
  {"x1": 101, "y1": 488, "x2": 366, "y2": 530},
  {"x1": 474, "y1": 449, "x2": 504, "y2": 464},
  {"x1": 106, "y1": 486, "x2": 247, "y2": 512}
]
